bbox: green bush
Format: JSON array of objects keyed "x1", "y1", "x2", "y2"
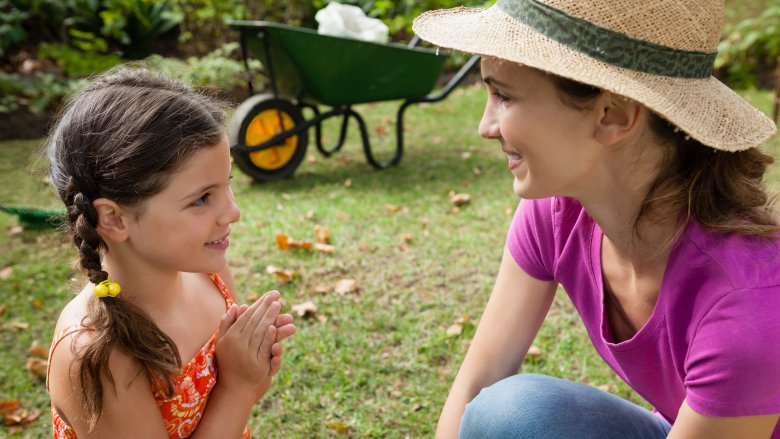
[
  {"x1": 37, "y1": 42, "x2": 124, "y2": 77},
  {"x1": 0, "y1": 71, "x2": 79, "y2": 114},
  {"x1": 716, "y1": 2, "x2": 780, "y2": 89}
]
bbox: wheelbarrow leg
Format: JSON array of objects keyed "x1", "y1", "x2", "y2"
[
  {"x1": 346, "y1": 107, "x2": 401, "y2": 169},
  {"x1": 299, "y1": 102, "x2": 351, "y2": 157}
]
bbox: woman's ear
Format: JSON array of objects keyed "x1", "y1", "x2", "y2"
[
  {"x1": 92, "y1": 198, "x2": 128, "y2": 243},
  {"x1": 593, "y1": 93, "x2": 645, "y2": 146}
]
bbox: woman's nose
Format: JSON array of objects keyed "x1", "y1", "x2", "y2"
[
  {"x1": 219, "y1": 190, "x2": 241, "y2": 226},
  {"x1": 478, "y1": 105, "x2": 499, "y2": 140}
]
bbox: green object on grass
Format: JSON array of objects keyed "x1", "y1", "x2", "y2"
[
  {"x1": 228, "y1": 21, "x2": 447, "y2": 106},
  {"x1": 0, "y1": 205, "x2": 65, "y2": 229}
]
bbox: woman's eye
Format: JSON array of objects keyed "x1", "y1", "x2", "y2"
[
  {"x1": 192, "y1": 193, "x2": 210, "y2": 207},
  {"x1": 493, "y1": 91, "x2": 510, "y2": 103}
]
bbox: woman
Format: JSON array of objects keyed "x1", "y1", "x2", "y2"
[{"x1": 413, "y1": 0, "x2": 779, "y2": 437}]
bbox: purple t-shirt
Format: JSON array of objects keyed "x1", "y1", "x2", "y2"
[{"x1": 508, "y1": 197, "x2": 780, "y2": 434}]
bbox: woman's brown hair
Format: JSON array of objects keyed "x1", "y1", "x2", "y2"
[
  {"x1": 550, "y1": 74, "x2": 779, "y2": 242},
  {"x1": 46, "y1": 66, "x2": 227, "y2": 428}
]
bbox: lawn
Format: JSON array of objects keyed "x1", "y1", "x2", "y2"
[{"x1": 0, "y1": 82, "x2": 777, "y2": 438}]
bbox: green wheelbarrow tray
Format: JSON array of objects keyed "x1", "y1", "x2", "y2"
[
  {"x1": 229, "y1": 20, "x2": 447, "y2": 106},
  {"x1": 0, "y1": 205, "x2": 65, "y2": 229},
  {"x1": 227, "y1": 20, "x2": 480, "y2": 183}
]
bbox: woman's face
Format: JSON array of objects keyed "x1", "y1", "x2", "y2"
[{"x1": 479, "y1": 58, "x2": 605, "y2": 199}]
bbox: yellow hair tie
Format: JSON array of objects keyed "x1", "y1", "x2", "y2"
[{"x1": 94, "y1": 280, "x2": 121, "y2": 298}]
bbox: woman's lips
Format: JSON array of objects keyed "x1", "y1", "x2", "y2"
[{"x1": 507, "y1": 153, "x2": 524, "y2": 171}]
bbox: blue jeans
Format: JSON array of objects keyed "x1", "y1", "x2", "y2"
[{"x1": 459, "y1": 374, "x2": 672, "y2": 439}]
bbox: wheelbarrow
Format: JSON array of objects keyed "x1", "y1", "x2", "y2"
[
  {"x1": 0, "y1": 205, "x2": 64, "y2": 229},
  {"x1": 228, "y1": 20, "x2": 480, "y2": 182}
]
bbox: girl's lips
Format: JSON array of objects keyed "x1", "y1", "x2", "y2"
[
  {"x1": 507, "y1": 153, "x2": 524, "y2": 171},
  {"x1": 205, "y1": 235, "x2": 229, "y2": 250}
]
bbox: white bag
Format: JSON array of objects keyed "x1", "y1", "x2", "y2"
[{"x1": 315, "y1": 2, "x2": 389, "y2": 44}]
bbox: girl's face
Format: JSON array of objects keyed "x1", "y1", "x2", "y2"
[
  {"x1": 479, "y1": 58, "x2": 604, "y2": 199},
  {"x1": 123, "y1": 134, "x2": 241, "y2": 275}
]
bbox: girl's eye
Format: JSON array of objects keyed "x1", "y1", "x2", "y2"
[{"x1": 192, "y1": 193, "x2": 210, "y2": 207}]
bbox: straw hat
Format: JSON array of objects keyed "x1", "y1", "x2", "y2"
[{"x1": 413, "y1": 0, "x2": 776, "y2": 151}]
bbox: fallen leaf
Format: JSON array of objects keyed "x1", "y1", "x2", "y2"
[
  {"x1": 326, "y1": 421, "x2": 350, "y2": 434},
  {"x1": 336, "y1": 211, "x2": 349, "y2": 221},
  {"x1": 343, "y1": 178, "x2": 352, "y2": 188},
  {"x1": 398, "y1": 242, "x2": 409, "y2": 252},
  {"x1": 265, "y1": 265, "x2": 297, "y2": 282},
  {"x1": 26, "y1": 358, "x2": 47, "y2": 378},
  {"x1": 412, "y1": 403, "x2": 423, "y2": 412},
  {"x1": 472, "y1": 166, "x2": 482, "y2": 176},
  {"x1": 449, "y1": 192, "x2": 471, "y2": 206},
  {"x1": 317, "y1": 315, "x2": 328, "y2": 324},
  {"x1": 461, "y1": 179, "x2": 471, "y2": 187},
  {"x1": 41, "y1": 175, "x2": 52, "y2": 185},
  {"x1": 384, "y1": 204, "x2": 401, "y2": 213},
  {"x1": 31, "y1": 298, "x2": 43, "y2": 309},
  {"x1": 8, "y1": 226, "x2": 23, "y2": 236},
  {"x1": 313, "y1": 242, "x2": 335, "y2": 254},
  {"x1": 313, "y1": 284, "x2": 332, "y2": 294},
  {"x1": 291, "y1": 300, "x2": 318, "y2": 318},
  {"x1": 526, "y1": 345, "x2": 542, "y2": 359},
  {"x1": 29, "y1": 341, "x2": 48, "y2": 360},
  {"x1": 400, "y1": 233, "x2": 413, "y2": 243},
  {"x1": 446, "y1": 320, "x2": 464, "y2": 336},
  {"x1": 3, "y1": 405, "x2": 42, "y2": 427},
  {"x1": 374, "y1": 125, "x2": 388, "y2": 136},
  {"x1": 276, "y1": 234, "x2": 313, "y2": 251},
  {"x1": 11, "y1": 322, "x2": 29, "y2": 331},
  {"x1": 0, "y1": 267, "x2": 12, "y2": 280},
  {"x1": 461, "y1": 151, "x2": 472, "y2": 159},
  {"x1": 358, "y1": 243, "x2": 373, "y2": 253},
  {"x1": 449, "y1": 207, "x2": 461, "y2": 215},
  {"x1": 597, "y1": 384, "x2": 611, "y2": 393},
  {"x1": 281, "y1": 193, "x2": 292, "y2": 200},
  {"x1": 246, "y1": 292, "x2": 260, "y2": 302},
  {"x1": 305, "y1": 210, "x2": 316, "y2": 220},
  {"x1": 0, "y1": 400, "x2": 19, "y2": 414},
  {"x1": 307, "y1": 155, "x2": 317, "y2": 164},
  {"x1": 0, "y1": 305, "x2": 6, "y2": 316},
  {"x1": 335, "y1": 279, "x2": 358, "y2": 295},
  {"x1": 314, "y1": 225, "x2": 331, "y2": 244}
]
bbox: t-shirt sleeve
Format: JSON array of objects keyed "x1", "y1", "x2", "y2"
[
  {"x1": 506, "y1": 198, "x2": 556, "y2": 281},
  {"x1": 684, "y1": 287, "x2": 780, "y2": 417}
]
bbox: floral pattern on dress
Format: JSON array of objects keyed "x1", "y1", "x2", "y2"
[{"x1": 49, "y1": 273, "x2": 250, "y2": 439}]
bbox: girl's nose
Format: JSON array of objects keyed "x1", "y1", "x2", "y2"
[
  {"x1": 478, "y1": 105, "x2": 500, "y2": 140},
  {"x1": 219, "y1": 190, "x2": 241, "y2": 226}
]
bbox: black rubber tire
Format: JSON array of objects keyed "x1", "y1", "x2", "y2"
[{"x1": 229, "y1": 94, "x2": 308, "y2": 182}]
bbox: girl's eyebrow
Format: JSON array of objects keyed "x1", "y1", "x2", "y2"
[
  {"x1": 180, "y1": 184, "x2": 217, "y2": 201},
  {"x1": 483, "y1": 76, "x2": 512, "y2": 89}
]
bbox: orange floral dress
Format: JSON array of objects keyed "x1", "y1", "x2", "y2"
[{"x1": 47, "y1": 274, "x2": 251, "y2": 438}]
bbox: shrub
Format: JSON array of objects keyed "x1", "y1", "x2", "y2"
[{"x1": 716, "y1": 3, "x2": 780, "y2": 89}]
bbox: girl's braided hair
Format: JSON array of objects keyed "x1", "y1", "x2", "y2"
[{"x1": 47, "y1": 66, "x2": 227, "y2": 428}]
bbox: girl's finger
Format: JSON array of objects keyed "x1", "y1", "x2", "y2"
[
  {"x1": 256, "y1": 324, "x2": 277, "y2": 362},
  {"x1": 270, "y1": 355, "x2": 283, "y2": 376},
  {"x1": 270, "y1": 342, "x2": 283, "y2": 357},
  {"x1": 216, "y1": 304, "x2": 238, "y2": 342},
  {"x1": 275, "y1": 323, "x2": 297, "y2": 343},
  {"x1": 274, "y1": 313, "x2": 294, "y2": 327},
  {"x1": 250, "y1": 301, "x2": 280, "y2": 353},
  {"x1": 237, "y1": 291, "x2": 278, "y2": 333}
]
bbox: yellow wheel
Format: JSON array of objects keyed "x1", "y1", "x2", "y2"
[{"x1": 230, "y1": 94, "x2": 308, "y2": 182}]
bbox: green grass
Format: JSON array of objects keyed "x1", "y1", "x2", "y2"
[{"x1": 1, "y1": 84, "x2": 778, "y2": 438}]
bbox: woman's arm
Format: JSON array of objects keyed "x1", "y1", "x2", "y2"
[
  {"x1": 436, "y1": 246, "x2": 558, "y2": 438},
  {"x1": 668, "y1": 401, "x2": 778, "y2": 439}
]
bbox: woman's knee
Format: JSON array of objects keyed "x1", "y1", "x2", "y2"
[{"x1": 460, "y1": 374, "x2": 562, "y2": 438}]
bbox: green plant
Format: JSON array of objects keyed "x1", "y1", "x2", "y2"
[
  {"x1": 0, "y1": 0, "x2": 30, "y2": 58},
  {"x1": 37, "y1": 42, "x2": 124, "y2": 77},
  {"x1": 0, "y1": 71, "x2": 79, "y2": 114},
  {"x1": 144, "y1": 43, "x2": 264, "y2": 93},
  {"x1": 97, "y1": 0, "x2": 182, "y2": 58},
  {"x1": 716, "y1": 2, "x2": 780, "y2": 89}
]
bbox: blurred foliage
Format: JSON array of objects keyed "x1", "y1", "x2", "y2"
[
  {"x1": 716, "y1": 3, "x2": 780, "y2": 89},
  {"x1": 37, "y1": 43, "x2": 124, "y2": 77},
  {"x1": 0, "y1": 71, "x2": 79, "y2": 114}
]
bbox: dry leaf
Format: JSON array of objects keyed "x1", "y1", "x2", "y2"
[
  {"x1": 449, "y1": 192, "x2": 471, "y2": 206},
  {"x1": 335, "y1": 279, "x2": 358, "y2": 295},
  {"x1": 0, "y1": 304, "x2": 6, "y2": 316},
  {"x1": 0, "y1": 267, "x2": 12, "y2": 280},
  {"x1": 374, "y1": 125, "x2": 388, "y2": 136},
  {"x1": 461, "y1": 151, "x2": 472, "y2": 159},
  {"x1": 400, "y1": 233, "x2": 413, "y2": 243},
  {"x1": 265, "y1": 265, "x2": 297, "y2": 282},
  {"x1": 281, "y1": 193, "x2": 292, "y2": 200},
  {"x1": 2, "y1": 399, "x2": 41, "y2": 427},
  {"x1": 313, "y1": 284, "x2": 332, "y2": 294},
  {"x1": 314, "y1": 225, "x2": 331, "y2": 244},
  {"x1": 343, "y1": 178, "x2": 352, "y2": 188},
  {"x1": 305, "y1": 210, "x2": 315, "y2": 220},
  {"x1": 597, "y1": 384, "x2": 611, "y2": 393},
  {"x1": 384, "y1": 204, "x2": 401, "y2": 213},
  {"x1": 29, "y1": 341, "x2": 48, "y2": 360},
  {"x1": 317, "y1": 315, "x2": 328, "y2": 324},
  {"x1": 11, "y1": 322, "x2": 29, "y2": 331},
  {"x1": 26, "y1": 358, "x2": 47, "y2": 378},
  {"x1": 276, "y1": 234, "x2": 313, "y2": 251},
  {"x1": 412, "y1": 403, "x2": 423, "y2": 412},
  {"x1": 0, "y1": 400, "x2": 19, "y2": 414},
  {"x1": 307, "y1": 155, "x2": 317, "y2": 164},
  {"x1": 449, "y1": 207, "x2": 461, "y2": 215},
  {"x1": 472, "y1": 166, "x2": 482, "y2": 176},
  {"x1": 327, "y1": 421, "x2": 350, "y2": 434},
  {"x1": 336, "y1": 211, "x2": 349, "y2": 221},
  {"x1": 313, "y1": 242, "x2": 335, "y2": 254},
  {"x1": 31, "y1": 298, "x2": 43, "y2": 309},
  {"x1": 8, "y1": 226, "x2": 23, "y2": 236},
  {"x1": 246, "y1": 292, "x2": 260, "y2": 302},
  {"x1": 526, "y1": 345, "x2": 542, "y2": 359},
  {"x1": 398, "y1": 242, "x2": 409, "y2": 252},
  {"x1": 358, "y1": 243, "x2": 373, "y2": 253},
  {"x1": 446, "y1": 323, "x2": 463, "y2": 337},
  {"x1": 291, "y1": 300, "x2": 317, "y2": 318}
]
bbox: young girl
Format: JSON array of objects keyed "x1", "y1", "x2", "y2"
[
  {"x1": 413, "y1": 0, "x2": 779, "y2": 438},
  {"x1": 45, "y1": 67, "x2": 296, "y2": 438}
]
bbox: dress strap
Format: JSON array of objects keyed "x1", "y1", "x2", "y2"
[
  {"x1": 46, "y1": 324, "x2": 86, "y2": 391},
  {"x1": 209, "y1": 273, "x2": 237, "y2": 309}
]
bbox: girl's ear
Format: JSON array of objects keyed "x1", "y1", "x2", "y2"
[
  {"x1": 93, "y1": 198, "x2": 129, "y2": 243},
  {"x1": 593, "y1": 93, "x2": 645, "y2": 147}
]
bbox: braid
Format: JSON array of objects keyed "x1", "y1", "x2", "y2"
[{"x1": 70, "y1": 192, "x2": 108, "y2": 284}]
